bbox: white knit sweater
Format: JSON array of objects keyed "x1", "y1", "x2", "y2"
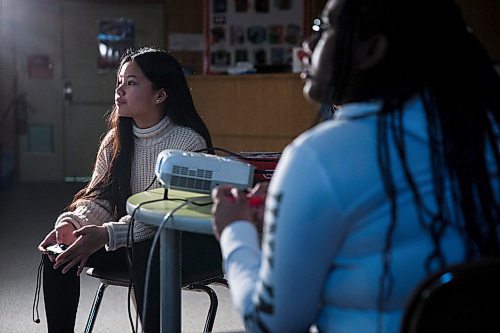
[{"x1": 55, "y1": 116, "x2": 207, "y2": 250}]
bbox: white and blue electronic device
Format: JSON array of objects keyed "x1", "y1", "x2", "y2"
[{"x1": 155, "y1": 149, "x2": 255, "y2": 194}]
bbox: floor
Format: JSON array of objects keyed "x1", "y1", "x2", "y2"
[{"x1": 0, "y1": 181, "x2": 246, "y2": 333}]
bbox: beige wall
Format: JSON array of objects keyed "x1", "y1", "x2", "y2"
[{"x1": 188, "y1": 74, "x2": 318, "y2": 153}]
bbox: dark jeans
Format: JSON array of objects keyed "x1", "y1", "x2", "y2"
[{"x1": 43, "y1": 233, "x2": 222, "y2": 333}]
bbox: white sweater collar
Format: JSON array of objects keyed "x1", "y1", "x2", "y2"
[{"x1": 132, "y1": 116, "x2": 170, "y2": 139}]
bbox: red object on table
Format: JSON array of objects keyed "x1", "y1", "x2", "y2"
[{"x1": 236, "y1": 152, "x2": 282, "y2": 185}]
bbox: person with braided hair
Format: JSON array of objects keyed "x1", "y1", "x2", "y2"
[
  {"x1": 211, "y1": 0, "x2": 500, "y2": 332},
  {"x1": 38, "y1": 47, "x2": 221, "y2": 332}
]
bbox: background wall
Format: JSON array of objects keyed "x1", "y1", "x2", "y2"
[
  {"x1": 455, "y1": 0, "x2": 500, "y2": 62},
  {"x1": 188, "y1": 74, "x2": 317, "y2": 153},
  {"x1": 166, "y1": 0, "x2": 500, "y2": 73}
]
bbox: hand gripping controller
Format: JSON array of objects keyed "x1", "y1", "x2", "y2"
[{"x1": 46, "y1": 244, "x2": 68, "y2": 256}]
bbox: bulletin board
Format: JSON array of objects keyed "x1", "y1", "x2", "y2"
[{"x1": 204, "y1": 0, "x2": 310, "y2": 74}]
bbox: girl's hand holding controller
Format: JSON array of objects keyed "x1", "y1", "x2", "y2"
[
  {"x1": 38, "y1": 221, "x2": 77, "y2": 262},
  {"x1": 55, "y1": 221, "x2": 77, "y2": 245},
  {"x1": 46, "y1": 244, "x2": 68, "y2": 256}
]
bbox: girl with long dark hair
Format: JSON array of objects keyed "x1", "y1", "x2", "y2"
[
  {"x1": 38, "y1": 47, "x2": 220, "y2": 332},
  {"x1": 211, "y1": 0, "x2": 500, "y2": 332}
]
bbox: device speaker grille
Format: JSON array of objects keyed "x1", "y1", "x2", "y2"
[
  {"x1": 172, "y1": 165, "x2": 213, "y2": 179},
  {"x1": 171, "y1": 175, "x2": 212, "y2": 192}
]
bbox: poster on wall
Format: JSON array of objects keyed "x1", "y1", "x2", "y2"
[
  {"x1": 97, "y1": 18, "x2": 135, "y2": 70},
  {"x1": 204, "y1": 0, "x2": 309, "y2": 74}
]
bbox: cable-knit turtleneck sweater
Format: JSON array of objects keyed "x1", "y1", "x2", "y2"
[{"x1": 55, "y1": 116, "x2": 207, "y2": 250}]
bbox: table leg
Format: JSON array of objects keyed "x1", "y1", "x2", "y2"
[{"x1": 160, "y1": 228, "x2": 181, "y2": 332}]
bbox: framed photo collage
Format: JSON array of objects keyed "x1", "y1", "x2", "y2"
[{"x1": 204, "y1": 0, "x2": 309, "y2": 74}]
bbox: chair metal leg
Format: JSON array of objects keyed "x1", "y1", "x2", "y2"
[
  {"x1": 186, "y1": 284, "x2": 219, "y2": 333},
  {"x1": 84, "y1": 282, "x2": 108, "y2": 333},
  {"x1": 84, "y1": 274, "x2": 226, "y2": 333}
]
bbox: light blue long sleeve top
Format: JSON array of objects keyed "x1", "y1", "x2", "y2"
[{"x1": 219, "y1": 97, "x2": 498, "y2": 332}]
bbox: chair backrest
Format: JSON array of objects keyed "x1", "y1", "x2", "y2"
[{"x1": 401, "y1": 259, "x2": 500, "y2": 333}]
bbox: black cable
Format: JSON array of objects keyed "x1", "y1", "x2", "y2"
[
  {"x1": 127, "y1": 198, "x2": 168, "y2": 265},
  {"x1": 125, "y1": 197, "x2": 170, "y2": 333},
  {"x1": 126, "y1": 279, "x2": 136, "y2": 333},
  {"x1": 143, "y1": 176, "x2": 159, "y2": 192},
  {"x1": 125, "y1": 194, "x2": 210, "y2": 332},
  {"x1": 141, "y1": 200, "x2": 189, "y2": 333},
  {"x1": 32, "y1": 256, "x2": 43, "y2": 324}
]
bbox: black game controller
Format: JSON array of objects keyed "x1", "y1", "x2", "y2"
[{"x1": 46, "y1": 244, "x2": 68, "y2": 256}]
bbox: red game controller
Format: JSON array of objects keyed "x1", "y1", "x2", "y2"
[
  {"x1": 247, "y1": 196, "x2": 265, "y2": 207},
  {"x1": 226, "y1": 194, "x2": 264, "y2": 207}
]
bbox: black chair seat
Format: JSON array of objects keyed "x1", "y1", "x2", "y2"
[{"x1": 85, "y1": 267, "x2": 131, "y2": 287}]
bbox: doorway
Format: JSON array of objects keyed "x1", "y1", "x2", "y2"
[{"x1": 61, "y1": 1, "x2": 164, "y2": 180}]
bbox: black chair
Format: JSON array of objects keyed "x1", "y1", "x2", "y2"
[
  {"x1": 84, "y1": 232, "x2": 226, "y2": 333},
  {"x1": 400, "y1": 259, "x2": 500, "y2": 333}
]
